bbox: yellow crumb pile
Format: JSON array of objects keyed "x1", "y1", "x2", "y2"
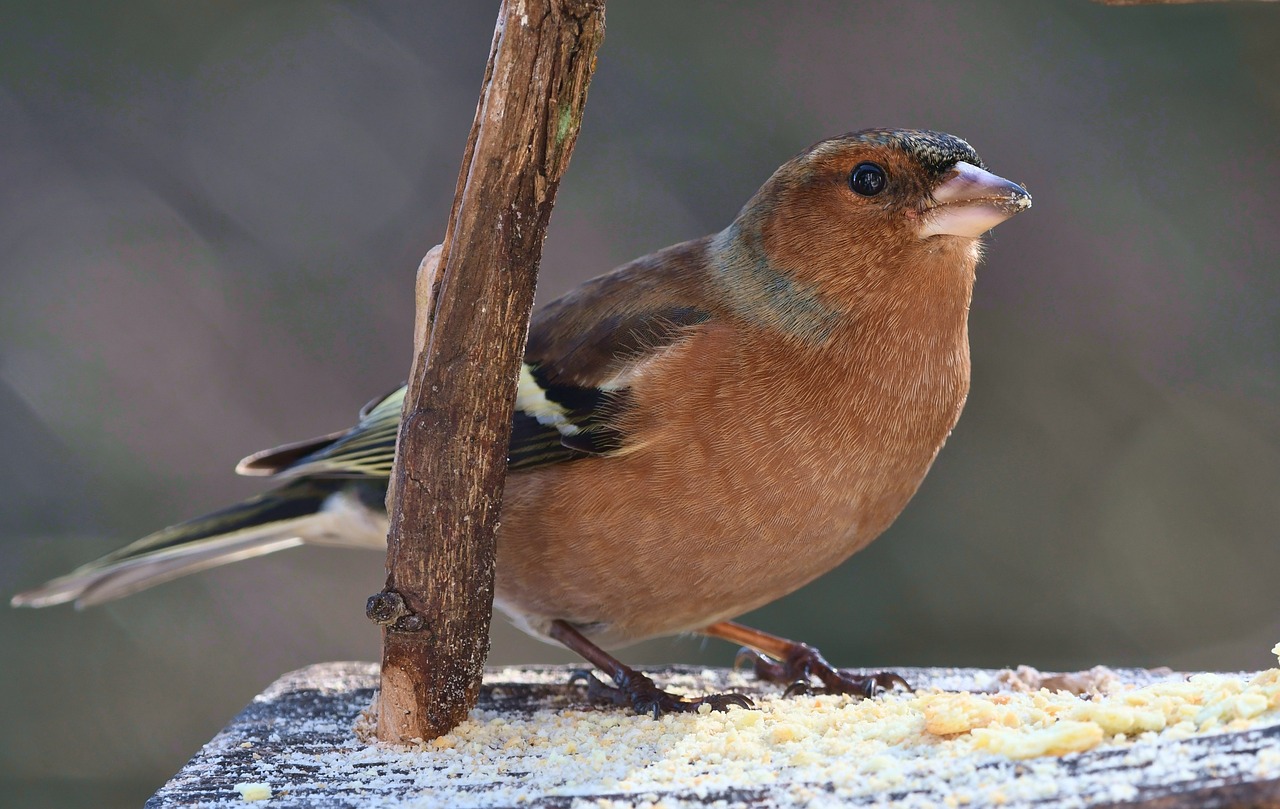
[
  {"x1": 323, "y1": 646, "x2": 1280, "y2": 807},
  {"x1": 413, "y1": 646, "x2": 1280, "y2": 772},
  {"x1": 922, "y1": 669, "x2": 1279, "y2": 759}
]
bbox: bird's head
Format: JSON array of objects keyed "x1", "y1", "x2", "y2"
[{"x1": 717, "y1": 129, "x2": 1030, "y2": 334}]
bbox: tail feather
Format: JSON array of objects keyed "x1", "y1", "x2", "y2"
[
  {"x1": 10, "y1": 479, "x2": 388, "y2": 609},
  {"x1": 16, "y1": 532, "x2": 307, "y2": 608},
  {"x1": 235, "y1": 431, "x2": 346, "y2": 477}
]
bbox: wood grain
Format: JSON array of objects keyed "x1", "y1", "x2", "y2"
[
  {"x1": 376, "y1": 0, "x2": 605, "y2": 743},
  {"x1": 151, "y1": 663, "x2": 1280, "y2": 808}
]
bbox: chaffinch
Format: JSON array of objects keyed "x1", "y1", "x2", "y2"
[{"x1": 12, "y1": 129, "x2": 1031, "y2": 716}]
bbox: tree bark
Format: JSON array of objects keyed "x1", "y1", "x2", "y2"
[{"x1": 373, "y1": 0, "x2": 605, "y2": 743}]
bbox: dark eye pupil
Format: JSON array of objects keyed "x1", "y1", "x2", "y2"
[{"x1": 850, "y1": 162, "x2": 886, "y2": 196}]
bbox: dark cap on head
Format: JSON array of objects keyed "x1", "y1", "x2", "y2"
[{"x1": 841, "y1": 128, "x2": 985, "y2": 175}]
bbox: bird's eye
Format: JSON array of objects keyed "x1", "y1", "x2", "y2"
[{"x1": 849, "y1": 162, "x2": 887, "y2": 197}]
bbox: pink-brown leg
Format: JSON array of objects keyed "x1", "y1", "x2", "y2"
[
  {"x1": 702, "y1": 620, "x2": 910, "y2": 697},
  {"x1": 550, "y1": 620, "x2": 753, "y2": 718}
]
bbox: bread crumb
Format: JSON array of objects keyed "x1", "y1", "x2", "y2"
[
  {"x1": 918, "y1": 692, "x2": 1000, "y2": 735},
  {"x1": 234, "y1": 782, "x2": 272, "y2": 802},
  {"x1": 995, "y1": 664, "x2": 1123, "y2": 695},
  {"x1": 972, "y1": 720, "x2": 1104, "y2": 758}
]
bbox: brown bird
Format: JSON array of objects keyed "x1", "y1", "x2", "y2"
[{"x1": 12, "y1": 129, "x2": 1031, "y2": 716}]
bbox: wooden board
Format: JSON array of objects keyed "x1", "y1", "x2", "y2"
[{"x1": 146, "y1": 662, "x2": 1280, "y2": 808}]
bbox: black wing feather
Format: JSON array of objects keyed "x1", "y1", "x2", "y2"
[{"x1": 245, "y1": 241, "x2": 718, "y2": 480}]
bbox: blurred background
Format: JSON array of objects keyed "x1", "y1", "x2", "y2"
[{"x1": 2, "y1": 0, "x2": 1279, "y2": 806}]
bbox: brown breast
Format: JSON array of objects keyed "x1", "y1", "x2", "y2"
[{"x1": 495, "y1": 283, "x2": 972, "y2": 646}]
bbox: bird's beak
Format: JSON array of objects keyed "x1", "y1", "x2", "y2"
[{"x1": 919, "y1": 161, "x2": 1031, "y2": 239}]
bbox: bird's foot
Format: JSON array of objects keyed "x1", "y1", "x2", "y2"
[
  {"x1": 735, "y1": 645, "x2": 910, "y2": 698},
  {"x1": 569, "y1": 668, "x2": 754, "y2": 719}
]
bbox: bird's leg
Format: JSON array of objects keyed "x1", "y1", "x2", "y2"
[
  {"x1": 702, "y1": 620, "x2": 910, "y2": 698},
  {"x1": 549, "y1": 620, "x2": 753, "y2": 718}
]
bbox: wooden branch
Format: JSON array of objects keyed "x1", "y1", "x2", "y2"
[{"x1": 373, "y1": 0, "x2": 605, "y2": 743}]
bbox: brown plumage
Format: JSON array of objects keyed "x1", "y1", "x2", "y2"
[{"x1": 12, "y1": 129, "x2": 1031, "y2": 715}]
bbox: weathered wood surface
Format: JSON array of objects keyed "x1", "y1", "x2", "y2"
[
  {"x1": 375, "y1": 0, "x2": 605, "y2": 743},
  {"x1": 148, "y1": 663, "x2": 1280, "y2": 808}
]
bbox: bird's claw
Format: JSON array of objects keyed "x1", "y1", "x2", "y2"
[
  {"x1": 568, "y1": 669, "x2": 630, "y2": 707},
  {"x1": 568, "y1": 668, "x2": 753, "y2": 718},
  {"x1": 735, "y1": 644, "x2": 911, "y2": 698},
  {"x1": 856, "y1": 671, "x2": 912, "y2": 696}
]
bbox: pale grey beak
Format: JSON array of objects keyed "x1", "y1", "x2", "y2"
[{"x1": 919, "y1": 161, "x2": 1032, "y2": 239}]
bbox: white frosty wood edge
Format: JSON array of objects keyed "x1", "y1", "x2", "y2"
[{"x1": 147, "y1": 662, "x2": 1280, "y2": 808}]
